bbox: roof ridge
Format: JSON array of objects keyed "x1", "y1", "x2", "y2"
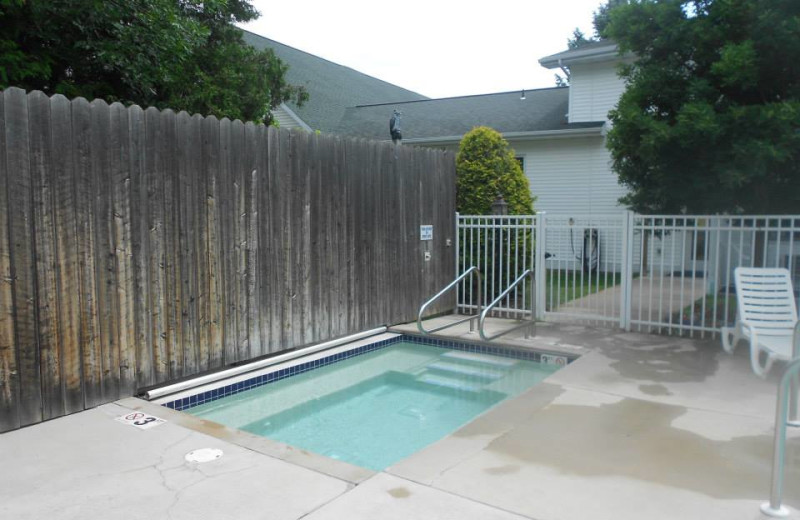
[{"x1": 354, "y1": 86, "x2": 567, "y2": 108}]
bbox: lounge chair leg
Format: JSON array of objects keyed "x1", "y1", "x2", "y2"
[
  {"x1": 721, "y1": 326, "x2": 738, "y2": 354},
  {"x1": 752, "y1": 348, "x2": 773, "y2": 379}
]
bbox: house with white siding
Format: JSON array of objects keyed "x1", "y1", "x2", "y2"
[{"x1": 244, "y1": 31, "x2": 630, "y2": 219}]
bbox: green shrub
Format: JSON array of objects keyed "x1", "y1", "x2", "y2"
[{"x1": 456, "y1": 126, "x2": 535, "y2": 215}]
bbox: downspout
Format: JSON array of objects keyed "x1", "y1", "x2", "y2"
[
  {"x1": 558, "y1": 58, "x2": 570, "y2": 82},
  {"x1": 559, "y1": 58, "x2": 571, "y2": 122}
]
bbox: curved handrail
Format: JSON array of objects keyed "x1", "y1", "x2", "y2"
[
  {"x1": 761, "y1": 322, "x2": 800, "y2": 518},
  {"x1": 417, "y1": 267, "x2": 483, "y2": 334},
  {"x1": 479, "y1": 270, "x2": 535, "y2": 342}
]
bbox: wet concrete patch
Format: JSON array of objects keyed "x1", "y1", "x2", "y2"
[
  {"x1": 639, "y1": 383, "x2": 672, "y2": 396},
  {"x1": 602, "y1": 339, "x2": 720, "y2": 384},
  {"x1": 482, "y1": 395, "x2": 799, "y2": 504}
]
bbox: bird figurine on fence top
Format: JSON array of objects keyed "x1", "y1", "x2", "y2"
[{"x1": 389, "y1": 110, "x2": 402, "y2": 144}]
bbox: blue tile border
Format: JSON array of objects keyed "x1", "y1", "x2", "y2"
[{"x1": 162, "y1": 334, "x2": 572, "y2": 412}]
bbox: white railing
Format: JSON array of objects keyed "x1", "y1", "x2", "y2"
[{"x1": 456, "y1": 212, "x2": 800, "y2": 337}]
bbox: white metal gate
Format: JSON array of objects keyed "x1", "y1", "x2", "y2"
[
  {"x1": 456, "y1": 212, "x2": 800, "y2": 337},
  {"x1": 540, "y1": 213, "x2": 628, "y2": 326}
]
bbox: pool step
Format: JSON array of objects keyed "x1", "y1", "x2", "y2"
[
  {"x1": 416, "y1": 373, "x2": 481, "y2": 393},
  {"x1": 440, "y1": 351, "x2": 519, "y2": 369},
  {"x1": 426, "y1": 361, "x2": 504, "y2": 380}
]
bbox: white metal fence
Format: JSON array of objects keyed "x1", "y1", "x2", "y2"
[
  {"x1": 456, "y1": 212, "x2": 800, "y2": 337},
  {"x1": 456, "y1": 215, "x2": 537, "y2": 319}
]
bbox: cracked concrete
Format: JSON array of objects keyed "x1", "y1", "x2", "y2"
[
  {"x1": 1, "y1": 319, "x2": 799, "y2": 519},
  {"x1": 0, "y1": 402, "x2": 349, "y2": 520}
]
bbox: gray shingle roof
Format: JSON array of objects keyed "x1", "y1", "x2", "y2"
[
  {"x1": 241, "y1": 30, "x2": 428, "y2": 132},
  {"x1": 332, "y1": 87, "x2": 602, "y2": 141}
]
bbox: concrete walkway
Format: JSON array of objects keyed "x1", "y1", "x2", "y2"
[
  {"x1": 1, "y1": 319, "x2": 798, "y2": 519},
  {"x1": 552, "y1": 274, "x2": 708, "y2": 322}
]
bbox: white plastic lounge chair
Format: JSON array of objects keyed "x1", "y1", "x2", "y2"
[{"x1": 721, "y1": 267, "x2": 799, "y2": 377}]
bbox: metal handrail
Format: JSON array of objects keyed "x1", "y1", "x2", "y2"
[
  {"x1": 761, "y1": 322, "x2": 800, "y2": 518},
  {"x1": 479, "y1": 270, "x2": 535, "y2": 342},
  {"x1": 417, "y1": 267, "x2": 483, "y2": 334}
]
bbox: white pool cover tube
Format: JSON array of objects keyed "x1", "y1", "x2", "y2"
[{"x1": 143, "y1": 326, "x2": 388, "y2": 401}]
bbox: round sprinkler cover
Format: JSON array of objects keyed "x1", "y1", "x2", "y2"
[{"x1": 185, "y1": 448, "x2": 223, "y2": 463}]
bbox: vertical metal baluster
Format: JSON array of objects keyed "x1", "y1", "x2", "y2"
[
  {"x1": 724, "y1": 219, "x2": 733, "y2": 331},
  {"x1": 658, "y1": 218, "x2": 665, "y2": 334},
  {"x1": 648, "y1": 221, "x2": 655, "y2": 332},
  {"x1": 711, "y1": 217, "x2": 721, "y2": 336},
  {"x1": 679, "y1": 219, "x2": 687, "y2": 335}
]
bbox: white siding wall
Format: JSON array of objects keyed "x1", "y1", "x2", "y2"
[
  {"x1": 513, "y1": 136, "x2": 625, "y2": 214},
  {"x1": 513, "y1": 136, "x2": 630, "y2": 272},
  {"x1": 567, "y1": 61, "x2": 626, "y2": 123}
]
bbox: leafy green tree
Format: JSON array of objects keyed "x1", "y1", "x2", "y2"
[
  {"x1": 456, "y1": 126, "x2": 534, "y2": 215},
  {"x1": 603, "y1": 0, "x2": 800, "y2": 213},
  {"x1": 0, "y1": 0, "x2": 306, "y2": 123},
  {"x1": 593, "y1": 0, "x2": 631, "y2": 38}
]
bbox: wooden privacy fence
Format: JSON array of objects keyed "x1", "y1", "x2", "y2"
[{"x1": 0, "y1": 87, "x2": 456, "y2": 432}]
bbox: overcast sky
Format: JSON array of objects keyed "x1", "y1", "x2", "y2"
[{"x1": 239, "y1": 0, "x2": 603, "y2": 99}]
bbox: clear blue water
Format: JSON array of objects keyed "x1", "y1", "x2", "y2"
[{"x1": 186, "y1": 341, "x2": 559, "y2": 471}]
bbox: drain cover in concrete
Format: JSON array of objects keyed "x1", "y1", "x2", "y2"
[{"x1": 185, "y1": 448, "x2": 223, "y2": 463}]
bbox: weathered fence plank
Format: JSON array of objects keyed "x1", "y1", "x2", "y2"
[
  {"x1": 190, "y1": 114, "x2": 209, "y2": 372},
  {"x1": 72, "y1": 98, "x2": 103, "y2": 409},
  {"x1": 0, "y1": 90, "x2": 21, "y2": 432},
  {"x1": 244, "y1": 122, "x2": 262, "y2": 357},
  {"x1": 176, "y1": 112, "x2": 197, "y2": 377},
  {"x1": 129, "y1": 105, "x2": 154, "y2": 389},
  {"x1": 144, "y1": 107, "x2": 168, "y2": 384},
  {"x1": 217, "y1": 118, "x2": 234, "y2": 366},
  {"x1": 289, "y1": 129, "x2": 305, "y2": 347},
  {"x1": 110, "y1": 102, "x2": 136, "y2": 396},
  {"x1": 231, "y1": 120, "x2": 249, "y2": 362},
  {"x1": 160, "y1": 109, "x2": 180, "y2": 380},
  {"x1": 310, "y1": 133, "x2": 327, "y2": 341},
  {"x1": 334, "y1": 136, "x2": 348, "y2": 337},
  {"x1": 4, "y1": 88, "x2": 41, "y2": 427},
  {"x1": 50, "y1": 95, "x2": 82, "y2": 414},
  {"x1": 276, "y1": 128, "x2": 292, "y2": 348},
  {"x1": 204, "y1": 116, "x2": 223, "y2": 369},
  {"x1": 0, "y1": 89, "x2": 456, "y2": 431},
  {"x1": 265, "y1": 126, "x2": 280, "y2": 353},
  {"x1": 29, "y1": 90, "x2": 63, "y2": 421},
  {"x1": 90, "y1": 98, "x2": 120, "y2": 402},
  {"x1": 253, "y1": 123, "x2": 269, "y2": 356}
]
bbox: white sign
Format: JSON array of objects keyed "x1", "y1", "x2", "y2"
[
  {"x1": 420, "y1": 225, "x2": 433, "y2": 241},
  {"x1": 116, "y1": 411, "x2": 166, "y2": 430}
]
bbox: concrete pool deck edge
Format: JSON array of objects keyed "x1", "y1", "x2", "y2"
[{"x1": 117, "y1": 396, "x2": 376, "y2": 485}]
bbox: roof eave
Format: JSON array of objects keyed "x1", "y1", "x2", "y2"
[
  {"x1": 539, "y1": 44, "x2": 625, "y2": 69},
  {"x1": 398, "y1": 126, "x2": 604, "y2": 146}
]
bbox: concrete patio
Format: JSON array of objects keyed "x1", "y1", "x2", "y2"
[{"x1": 1, "y1": 318, "x2": 798, "y2": 520}]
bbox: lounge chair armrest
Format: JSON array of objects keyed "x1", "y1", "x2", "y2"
[{"x1": 739, "y1": 320, "x2": 755, "y2": 334}]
